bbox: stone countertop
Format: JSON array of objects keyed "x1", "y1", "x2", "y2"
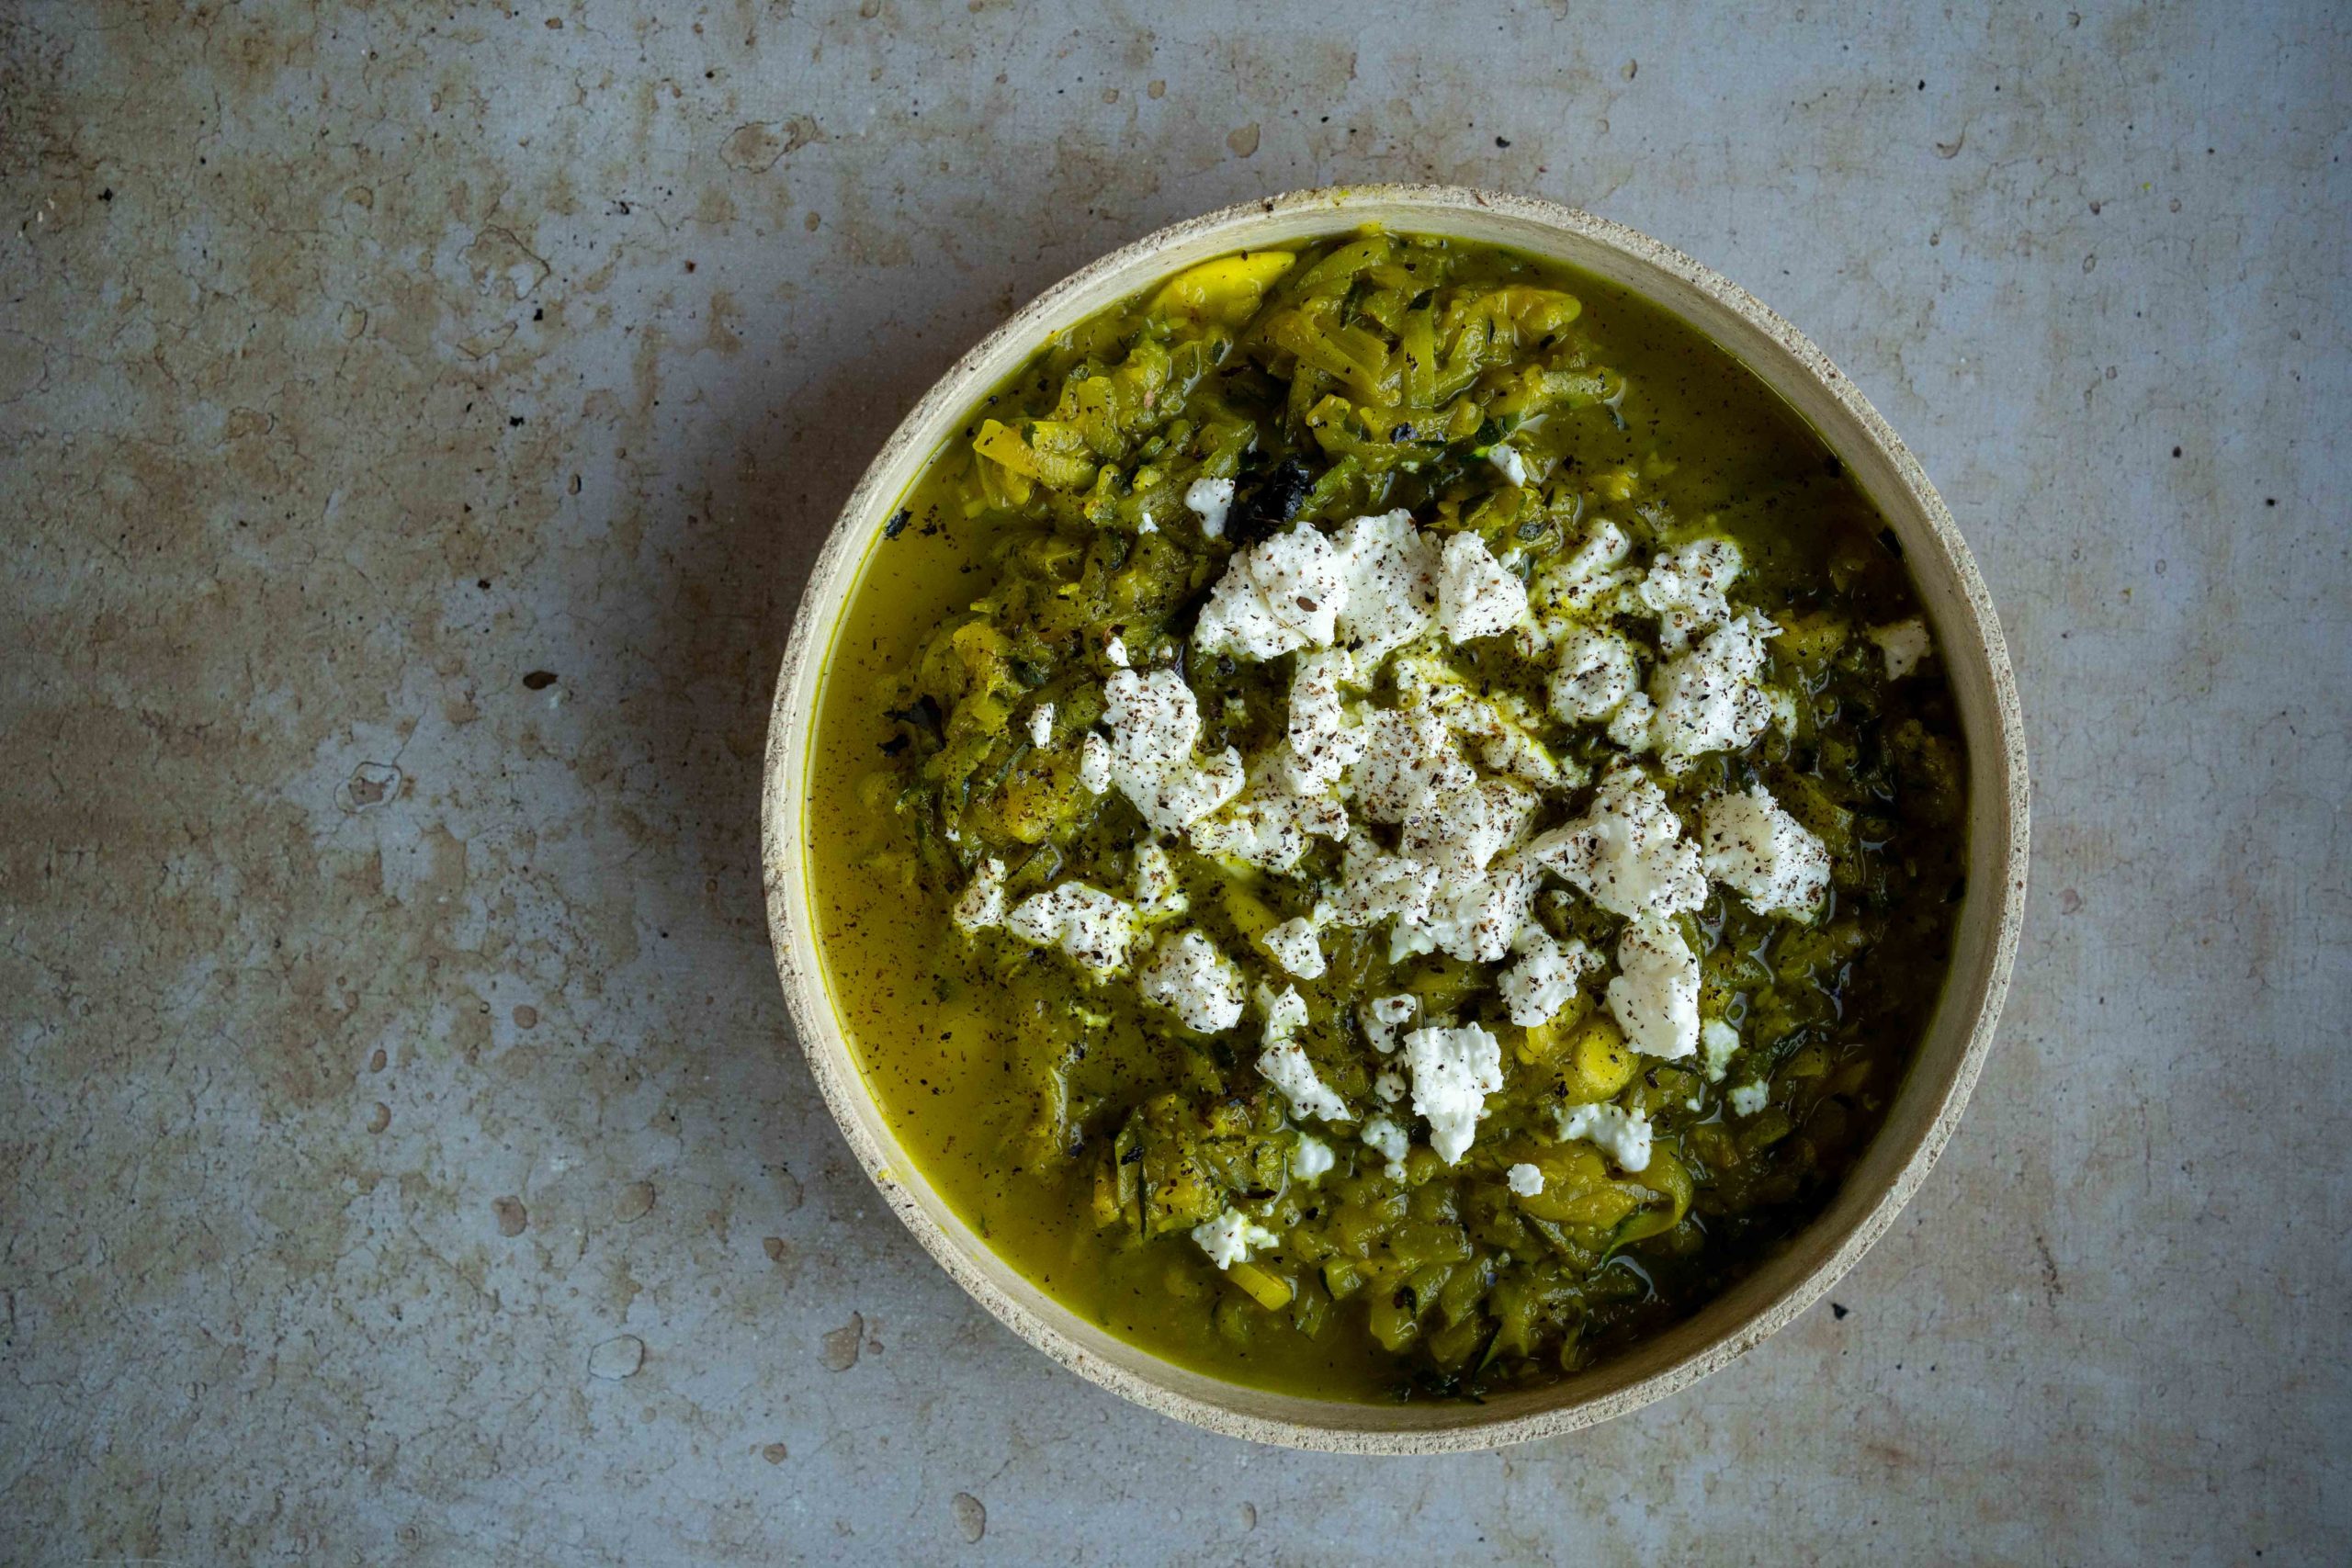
[{"x1": 3, "y1": 1, "x2": 2345, "y2": 1562}]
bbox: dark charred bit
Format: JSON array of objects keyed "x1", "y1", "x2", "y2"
[
  {"x1": 884, "y1": 507, "x2": 913, "y2": 539},
  {"x1": 883, "y1": 694, "x2": 946, "y2": 749},
  {"x1": 1227, "y1": 455, "x2": 1315, "y2": 543}
]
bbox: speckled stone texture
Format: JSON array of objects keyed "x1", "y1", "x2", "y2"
[{"x1": 2, "y1": 2, "x2": 2344, "y2": 1562}]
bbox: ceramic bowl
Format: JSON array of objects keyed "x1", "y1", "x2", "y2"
[{"x1": 760, "y1": 185, "x2": 2028, "y2": 1452}]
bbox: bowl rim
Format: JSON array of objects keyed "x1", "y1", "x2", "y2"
[{"x1": 759, "y1": 183, "x2": 2029, "y2": 1453}]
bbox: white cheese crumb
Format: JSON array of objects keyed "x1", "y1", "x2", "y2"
[
  {"x1": 1637, "y1": 536, "x2": 1743, "y2": 655},
  {"x1": 1559, "y1": 517, "x2": 1634, "y2": 584},
  {"x1": 1326, "y1": 830, "x2": 1442, "y2": 932},
  {"x1": 1434, "y1": 531, "x2": 1530, "y2": 643},
  {"x1": 1192, "y1": 1208, "x2": 1282, "y2": 1269},
  {"x1": 1133, "y1": 841, "x2": 1188, "y2": 919},
  {"x1": 1401, "y1": 1023, "x2": 1503, "y2": 1164},
  {"x1": 1527, "y1": 762, "x2": 1706, "y2": 919},
  {"x1": 1700, "y1": 1018, "x2": 1741, "y2": 1083},
  {"x1": 1363, "y1": 994, "x2": 1418, "y2": 1055},
  {"x1": 1606, "y1": 690, "x2": 1657, "y2": 752},
  {"x1": 1279, "y1": 649, "x2": 1363, "y2": 793},
  {"x1": 1606, "y1": 913, "x2": 1701, "y2": 1060},
  {"x1": 1506, "y1": 1161, "x2": 1545, "y2": 1197},
  {"x1": 1498, "y1": 932, "x2": 1598, "y2": 1026},
  {"x1": 1700, "y1": 784, "x2": 1832, "y2": 919},
  {"x1": 1135, "y1": 927, "x2": 1245, "y2": 1032},
  {"x1": 1104, "y1": 634, "x2": 1129, "y2": 668},
  {"x1": 1487, "y1": 445, "x2": 1529, "y2": 487},
  {"x1": 1136, "y1": 512, "x2": 1158, "y2": 534},
  {"x1": 1078, "y1": 730, "x2": 1112, "y2": 794},
  {"x1": 1184, "y1": 476, "x2": 1235, "y2": 539},
  {"x1": 1522, "y1": 518, "x2": 1636, "y2": 648},
  {"x1": 1373, "y1": 1068, "x2": 1407, "y2": 1104},
  {"x1": 1292, "y1": 1135, "x2": 1335, "y2": 1180},
  {"x1": 1361, "y1": 1115, "x2": 1409, "y2": 1179},
  {"x1": 1332, "y1": 509, "x2": 1439, "y2": 661},
  {"x1": 1549, "y1": 626, "x2": 1642, "y2": 725},
  {"x1": 1028, "y1": 702, "x2": 1055, "y2": 748},
  {"x1": 1102, "y1": 668, "x2": 1247, "y2": 832},
  {"x1": 1261, "y1": 913, "x2": 1327, "y2": 979},
  {"x1": 1394, "y1": 852, "x2": 1541, "y2": 964},
  {"x1": 1868, "y1": 616, "x2": 1932, "y2": 679},
  {"x1": 1258, "y1": 986, "x2": 1350, "y2": 1123},
  {"x1": 1004, "y1": 882, "x2": 1138, "y2": 978},
  {"x1": 1193, "y1": 521, "x2": 1348, "y2": 660},
  {"x1": 1729, "y1": 1081, "x2": 1771, "y2": 1117},
  {"x1": 1649, "y1": 611, "x2": 1776, "y2": 773},
  {"x1": 950, "y1": 857, "x2": 1007, "y2": 933},
  {"x1": 1555, "y1": 1100, "x2": 1654, "y2": 1172},
  {"x1": 1188, "y1": 757, "x2": 1349, "y2": 871}
]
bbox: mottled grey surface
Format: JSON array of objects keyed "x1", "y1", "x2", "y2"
[{"x1": 2, "y1": 1, "x2": 2346, "y2": 1562}]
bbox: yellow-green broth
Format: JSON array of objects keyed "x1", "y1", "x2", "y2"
[{"x1": 804, "y1": 232, "x2": 1965, "y2": 1402}]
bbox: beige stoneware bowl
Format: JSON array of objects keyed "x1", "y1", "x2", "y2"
[{"x1": 760, "y1": 186, "x2": 2029, "y2": 1452}]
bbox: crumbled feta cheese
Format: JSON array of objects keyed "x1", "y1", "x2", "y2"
[
  {"x1": 1280, "y1": 649, "x2": 1363, "y2": 792},
  {"x1": 1363, "y1": 994, "x2": 1418, "y2": 1055},
  {"x1": 1498, "y1": 932, "x2": 1598, "y2": 1027},
  {"x1": 1135, "y1": 927, "x2": 1245, "y2": 1032},
  {"x1": 1104, "y1": 634, "x2": 1129, "y2": 668},
  {"x1": 1028, "y1": 702, "x2": 1055, "y2": 748},
  {"x1": 1434, "y1": 531, "x2": 1529, "y2": 643},
  {"x1": 950, "y1": 858, "x2": 1008, "y2": 933},
  {"x1": 1506, "y1": 1161, "x2": 1545, "y2": 1197},
  {"x1": 1412, "y1": 676, "x2": 1571, "y2": 790},
  {"x1": 1189, "y1": 759, "x2": 1350, "y2": 871},
  {"x1": 1549, "y1": 626, "x2": 1642, "y2": 724},
  {"x1": 1399, "y1": 775, "x2": 1537, "y2": 884},
  {"x1": 1292, "y1": 1135, "x2": 1335, "y2": 1180},
  {"x1": 1394, "y1": 852, "x2": 1541, "y2": 964},
  {"x1": 1192, "y1": 1208, "x2": 1282, "y2": 1269},
  {"x1": 1527, "y1": 763, "x2": 1706, "y2": 919},
  {"x1": 1005, "y1": 882, "x2": 1138, "y2": 978},
  {"x1": 1184, "y1": 476, "x2": 1235, "y2": 538},
  {"x1": 1728, "y1": 1081, "x2": 1771, "y2": 1117},
  {"x1": 1638, "y1": 536, "x2": 1743, "y2": 654},
  {"x1": 1326, "y1": 830, "x2": 1442, "y2": 931},
  {"x1": 1522, "y1": 519, "x2": 1637, "y2": 649},
  {"x1": 1348, "y1": 707, "x2": 1476, "y2": 825},
  {"x1": 1487, "y1": 445, "x2": 1529, "y2": 487},
  {"x1": 1559, "y1": 517, "x2": 1634, "y2": 583},
  {"x1": 1258, "y1": 986, "x2": 1350, "y2": 1123},
  {"x1": 1606, "y1": 690, "x2": 1657, "y2": 752},
  {"x1": 1648, "y1": 612, "x2": 1776, "y2": 773},
  {"x1": 1332, "y1": 510, "x2": 1439, "y2": 661},
  {"x1": 1102, "y1": 668, "x2": 1248, "y2": 832},
  {"x1": 1261, "y1": 913, "x2": 1327, "y2": 979},
  {"x1": 1555, "y1": 1100, "x2": 1654, "y2": 1172},
  {"x1": 1078, "y1": 730, "x2": 1112, "y2": 794},
  {"x1": 1700, "y1": 1018, "x2": 1741, "y2": 1083},
  {"x1": 1137, "y1": 513, "x2": 1158, "y2": 534},
  {"x1": 1868, "y1": 616, "x2": 1932, "y2": 679},
  {"x1": 1373, "y1": 1068, "x2": 1406, "y2": 1104},
  {"x1": 1361, "y1": 1115, "x2": 1409, "y2": 1178},
  {"x1": 1700, "y1": 785, "x2": 1832, "y2": 919},
  {"x1": 1401, "y1": 1023, "x2": 1504, "y2": 1164},
  {"x1": 1605, "y1": 913, "x2": 1701, "y2": 1059},
  {"x1": 1193, "y1": 522, "x2": 1348, "y2": 660},
  {"x1": 1133, "y1": 841, "x2": 1187, "y2": 919}
]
